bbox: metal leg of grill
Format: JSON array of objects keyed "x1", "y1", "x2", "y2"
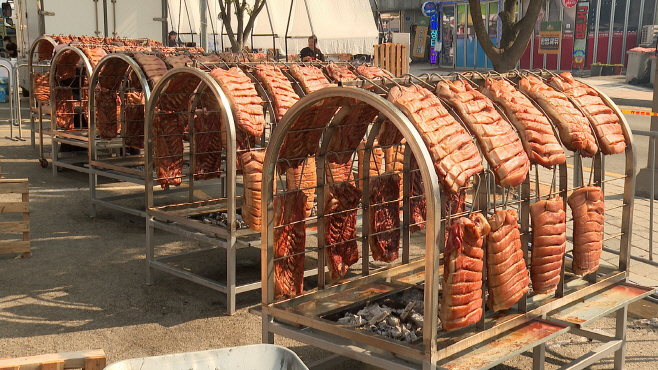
[
  {"x1": 90, "y1": 172, "x2": 97, "y2": 217},
  {"x1": 51, "y1": 136, "x2": 58, "y2": 176},
  {"x1": 226, "y1": 244, "x2": 237, "y2": 315},
  {"x1": 614, "y1": 305, "x2": 628, "y2": 370},
  {"x1": 146, "y1": 217, "x2": 155, "y2": 285}
]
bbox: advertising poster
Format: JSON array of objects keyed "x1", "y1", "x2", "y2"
[
  {"x1": 413, "y1": 16, "x2": 430, "y2": 58},
  {"x1": 572, "y1": 1, "x2": 589, "y2": 69},
  {"x1": 539, "y1": 21, "x2": 562, "y2": 54}
]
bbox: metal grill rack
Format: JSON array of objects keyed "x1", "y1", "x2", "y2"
[
  {"x1": 28, "y1": 36, "x2": 57, "y2": 152},
  {"x1": 143, "y1": 66, "x2": 279, "y2": 314},
  {"x1": 260, "y1": 73, "x2": 655, "y2": 369},
  {"x1": 45, "y1": 46, "x2": 95, "y2": 175},
  {"x1": 87, "y1": 53, "x2": 152, "y2": 217}
]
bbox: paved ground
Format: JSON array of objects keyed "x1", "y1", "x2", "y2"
[{"x1": 0, "y1": 75, "x2": 657, "y2": 370}]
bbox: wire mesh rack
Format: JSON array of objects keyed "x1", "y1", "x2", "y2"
[
  {"x1": 259, "y1": 72, "x2": 653, "y2": 369},
  {"x1": 143, "y1": 66, "x2": 281, "y2": 314},
  {"x1": 28, "y1": 36, "x2": 57, "y2": 153},
  {"x1": 44, "y1": 46, "x2": 95, "y2": 175}
]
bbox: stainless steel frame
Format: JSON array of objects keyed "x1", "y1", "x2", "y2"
[
  {"x1": 88, "y1": 53, "x2": 152, "y2": 217},
  {"x1": 259, "y1": 72, "x2": 654, "y2": 369},
  {"x1": 143, "y1": 67, "x2": 263, "y2": 315},
  {"x1": 27, "y1": 36, "x2": 57, "y2": 150},
  {"x1": 47, "y1": 46, "x2": 95, "y2": 176}
]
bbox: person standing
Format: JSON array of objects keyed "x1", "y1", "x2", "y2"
[
  {"x1": 300, "y1": 35, "x2": 324, "y2": 62},
  {"x1": 167, "y1": 31, "x2": 179, "y2": 47},
  {"x1": 3, "y1": 36, "x2": 17, "y2": 58}
]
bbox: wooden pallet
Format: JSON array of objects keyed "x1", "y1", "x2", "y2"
[
  {"x1": 373, "y1": 43, "x2": 408, "y2": 77},
  {"x1": 0, "y1": 349, "x2": 106, "y2": 370},
  {"x1": 0, "y1": 178, "x2": 30, "y2": 258}
]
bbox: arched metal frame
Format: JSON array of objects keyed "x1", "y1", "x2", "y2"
[
  {"x1": 258, "y1": 74, "x2": 650, "y2": 369},
  {"x1": 28, "y1": 36, "x2": 57, "y2": 149},
  {"x1": 144, "y1": 66, "x2": 265, "y2": 315},
  {"x1": 28, "y1": 36, "x2": 57, "y2": 111},
  {"x1": 261, "y1": 86, "x2": 443, "y2": 363},
  {"x1": 87, "y1": 53, "x2": 152, "y2": 217},
  {"x1": 47, "y1": 46, "x2": 95, "y2": 175}
]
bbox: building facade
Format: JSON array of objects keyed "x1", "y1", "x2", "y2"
[{"x1": 373, "y1": 0, "x2": 658, "y2": 70}]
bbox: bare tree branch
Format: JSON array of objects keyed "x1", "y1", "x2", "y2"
[
  {"x1": 468, "y1": 0, "x2": 501, "y2": 60},
  {"x1": 243, "y1": 0, "x2": 266, "y2": 46}
]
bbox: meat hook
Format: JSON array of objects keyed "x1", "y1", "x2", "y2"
[{"x1": 401, "y1": 73, "x2": 435, "y2": 90}]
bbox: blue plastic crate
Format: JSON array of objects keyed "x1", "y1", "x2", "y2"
[{"x1": 0, "y1": 90, "x2": 6, "y2": 103}]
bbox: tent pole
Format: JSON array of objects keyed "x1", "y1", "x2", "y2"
[
  {"x1": 265, "y1": 0, "x2": 277, "y2": 59},
  {"x1": 285, "y1": 0, "x2": 295, "y2": 61},
  {"x1": 200, "y1": 0, "x2": 207, "y2": 50},
  {"x1": 302, "y1": 0, "x2": 314, "y2": 35}
]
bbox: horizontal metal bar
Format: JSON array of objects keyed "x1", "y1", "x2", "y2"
[
  {"x1": 632, "y1": 129, "x2": 658, "y2": 137},
  {"x1": 602, "y1": 246, "x2": 658, "y2": 267},
  {"x1": 561, "y1": 340, "x2": 623, "y2": 370},
  {"x1": 91, "y1": 198, "x2": 146, "y2": 218},
  {"x1": 149, "y1": 260, "x2": 228, "y2": 293},
  {"x1": 266, "y1": 322, "x2": 419, "y2": 370},
  {"x1": 569, "y1": 327, "x2": 615, "y2": 342},
  {"x1": 154, "y1": 246, "x2": 221, "y2": 264},
  {"x1": 602, "y1": 233, "x2": 624, "y2": 242}
]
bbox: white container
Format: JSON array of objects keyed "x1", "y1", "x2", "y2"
[
  {"x1": 626, "y1": 50, "x2": 652, "y2": 83},
  {"x1": 103, "y1": 345, "x2": 308, "y2": 370}
]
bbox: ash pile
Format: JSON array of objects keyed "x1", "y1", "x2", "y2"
[
  {"x1": 192, "y1": 211, "x2": 248, "y2": 229},
  {"x1": 337, "y1": 299, "x2": 425, "y2": 343}
]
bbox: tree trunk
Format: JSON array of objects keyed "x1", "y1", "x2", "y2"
[{"x1": 468, "y1": 0, "x2": 545, "y2": 72}]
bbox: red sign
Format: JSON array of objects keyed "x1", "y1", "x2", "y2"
[
  {"x1": 573, "y1": 3, "x2": 589, "y2": 69},
  {"x1": 563, "y1": 0, "x2": 578, "y2": 8}
]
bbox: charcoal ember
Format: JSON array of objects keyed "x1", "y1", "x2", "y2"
[
  {"x1": 337, "y1": 313, "x2": 366, "y2": 327},
  {"x1": 386, "y1": 316, "x2": 400, "y2": 327},
  {"x1": 368, "y1": 310, "x2": 390, "y2": 325},
  {"x1": 409, "y1": 312, "x2": 424, "y2": 328}
]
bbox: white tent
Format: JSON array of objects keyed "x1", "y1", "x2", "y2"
[{"x1": 168, "y1": 0, "x2": 379, "y2": 56}]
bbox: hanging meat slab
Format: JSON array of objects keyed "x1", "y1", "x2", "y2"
[
  {"x1": 277, "y1": 97, "x2": 342, "y2": 172},
  {"x1": 98, "y1": 58, "x2": 131, "y2": 90},
  {"x1": 253, "y1": 64, "x2": 300, "y2": 122},
  {"x1": 164, "y1": 54, "x2": 193, "y2": 69},
  {"x1": 324, "y1": 182, "x2": 362, "y2": 279},
  {"x1": 549, "y1": 72, "x2": 626, "y2": 155},
  {"x1": 325, "y1": 63, "x2": 357, "y2": 82},
  {"x1": 81, "y1": 47, "x2": 107, "y2": 69},
  {"x1": 482, "y1": 78, "x2": 566, "y2": 168},
  {"x1": 193, "y1": 108, "x2": 224, "y2": 180},
  {"x1": 409, "y1": 156, "x2": 426, "y2": 233},
  {"x1": 33, "y1": 73, "x2": 51, "y2": 102},
  {"x1": 519, "y1": 75, "x2": 598, "y2": 157},
  {"x1": 285, "y1": 156, "x2": 317, "y2": 219},
  {"x1": 356, "y1": 65, "x2": 391, "y2": 79},
  {"x1": 209, "y1": 67, "x2": 266, "y2": 148},
  {"x1": 326, "y1": 101, "x2": 379, "y2": 164},
  {"x1": 55, "y1": 87, "x2": 75, "y2": 130},
  {"x1": 274, "y1": 191, "x2": 307, "y2": 298},
  {"x1": 153, "y1": 111, "x2": 184, "y2": 188},
  {"x1": 440, "y1": 212, "x2": 490, "y2": 332},
  {"x1": 37, "y1": 41, "x2": 54, "y2": 62},
  {"x1": 568, "y1": 186, "x2": 605, "y2": 276},
  {"x1": 369, "y1": 173, "x2": 400, "y2": 263},
  {"x1": 356, "y1": 139, "x2": 384, "y2": 192},
  {"x1": 437, "y1": 79, "x2": 529, "y2": 188},
  {"x1": 486, "y1": 209, "x2": 529, "y2": 312},
  {"x1": 96, "y1": 89, "x2": 121, "y2": 138},
  {"x1": 389, "y1": 84, "x2": 484, "y2": 194},
  {"x1": 240, "y1": 150, "x2": 269, "y2": 232},
  {"x1": 133, "y1": 53, "x2": 168, "y2": 85},
  {"x1": 124, "y1": 91, "x2": 145, "y2": 149},
  {"x1": 56, "y1": 49, "x2": 80, "y2": 81},
  {"x1": 289, "y1": 64, "x2": 331, "y2": 93},
  {"x1": 530, "y1": 197, "x2": 566, "y2": 294}
]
